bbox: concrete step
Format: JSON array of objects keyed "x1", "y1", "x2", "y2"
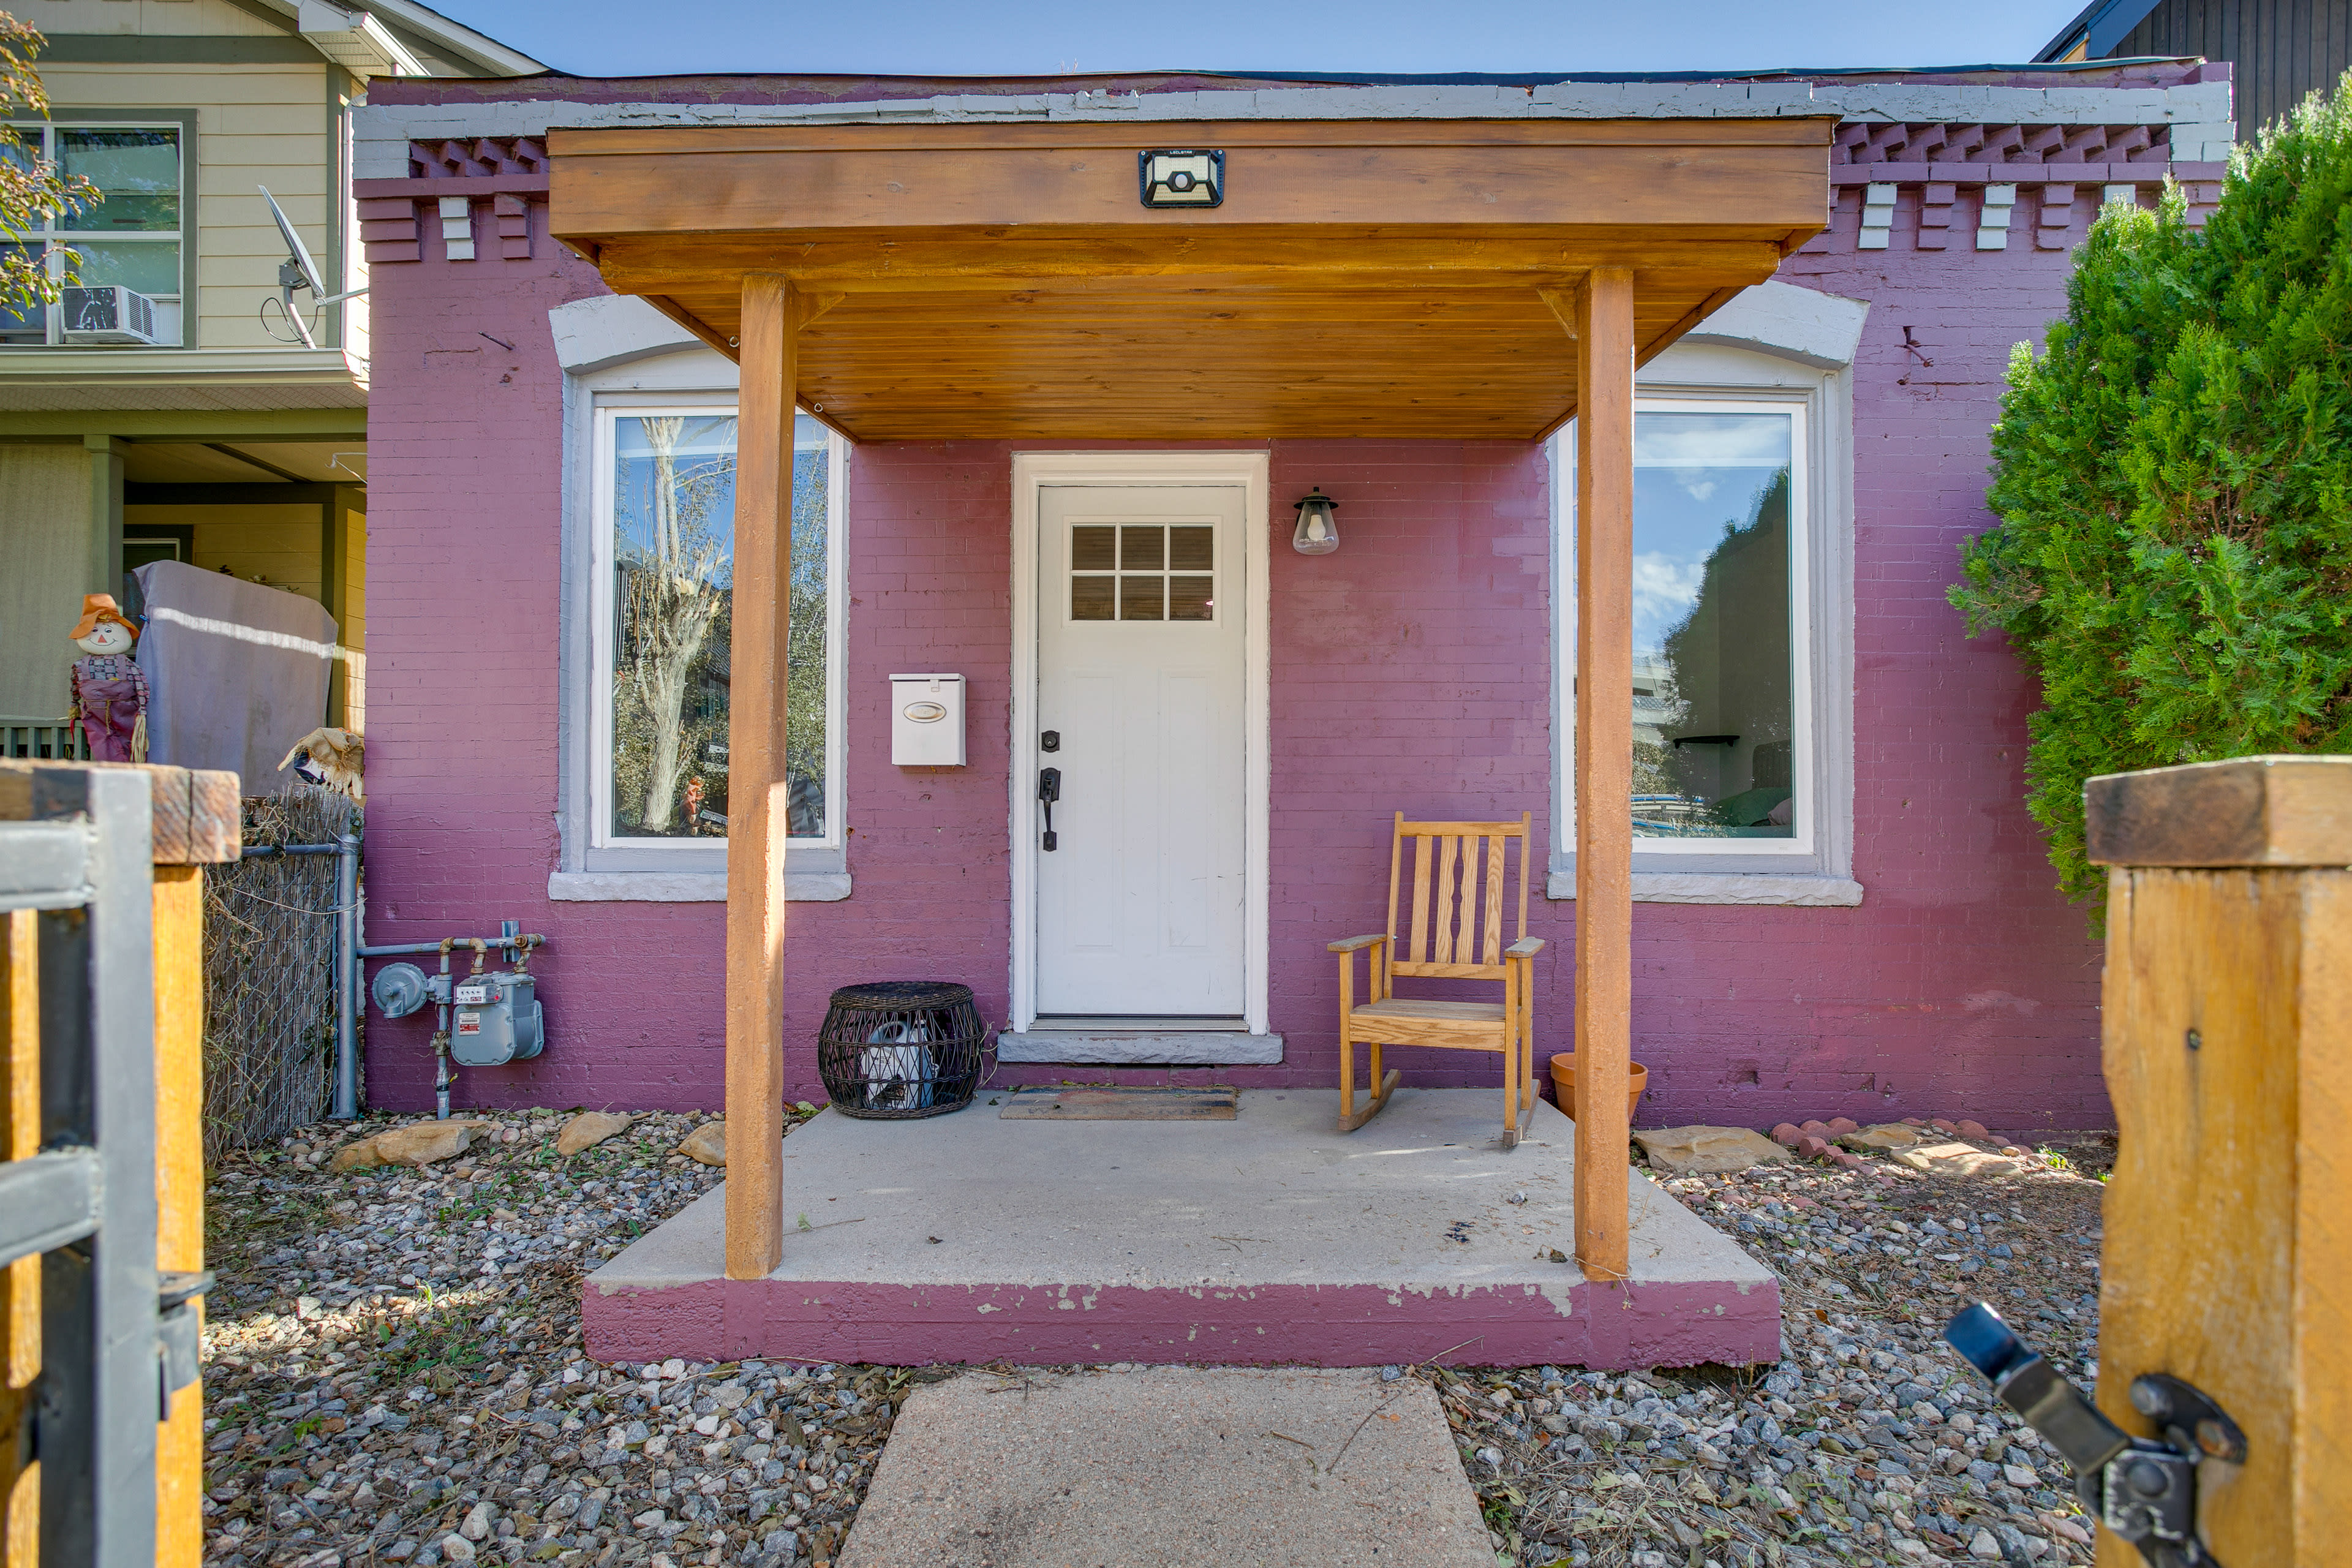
[{"x1": 838, "y1": 1365, "x2": 1494, "y2": 1568}]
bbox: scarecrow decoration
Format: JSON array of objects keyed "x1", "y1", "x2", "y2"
[{"x1": 67, "y1": 593, "x2": 147, "y2": 763}]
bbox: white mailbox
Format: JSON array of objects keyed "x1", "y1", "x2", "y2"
[{"x1": 890, "y1": 673, "x2": 966, "y2": 766}]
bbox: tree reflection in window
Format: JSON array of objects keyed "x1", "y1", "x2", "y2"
[{"x1": 609, "y1": 414, "x2": 832, "y2": 842}]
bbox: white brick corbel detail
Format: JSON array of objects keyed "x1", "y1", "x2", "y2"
[
  {"x1": 438, "y1": 195, "x2": 475, "y2": 261},
  {"x1": 1858, "y1": 184, "x2": 1898, "y2": 250},
  {"x1": 1976, "y1": 185, "x2": 2018, "y2": 251}
]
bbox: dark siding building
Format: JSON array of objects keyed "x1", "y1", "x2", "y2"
[{"x1": 2041, "y1": 0, "x2": 2352, "y2": 135}]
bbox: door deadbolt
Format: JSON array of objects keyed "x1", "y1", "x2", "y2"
[{"x1": 1041, "y1": 730, "x2": 1060, "y2": 752}]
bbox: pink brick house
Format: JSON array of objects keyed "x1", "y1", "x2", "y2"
[{"x1": 352, "y1": 61, "x2": 2230, "y2": 1137}]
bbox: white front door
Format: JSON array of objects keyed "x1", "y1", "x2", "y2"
[{"x1": 1033, "y1": 484, "x2": 1248, "y2": 1016}]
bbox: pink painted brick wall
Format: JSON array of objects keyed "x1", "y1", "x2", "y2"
[{"x1": 361, "y1": 183, "x2": 2116, "y2": 1134}]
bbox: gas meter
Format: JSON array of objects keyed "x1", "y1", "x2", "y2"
[
  {"x1": 450, "y1": 969, "x2": 543, "y2": 1066},
  {"x1": 373, "y1": 956, "x2": 543, "y2": 1066},
  {"x1": 366, "y1": 929, "x2": 548, "y2": 1119}
]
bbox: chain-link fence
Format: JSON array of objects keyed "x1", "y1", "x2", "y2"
[{"x1": 203, "y1": 788, "x2": 356, "y2": 1165}]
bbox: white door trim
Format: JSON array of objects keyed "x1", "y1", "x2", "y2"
[{"x1": 1009, "y1": 450, "x2": 1272, "y2": 1036}]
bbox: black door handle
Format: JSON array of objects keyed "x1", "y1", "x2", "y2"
[{"x1": 1038, "y1": 767, "x2": 1060, "y2": 851}]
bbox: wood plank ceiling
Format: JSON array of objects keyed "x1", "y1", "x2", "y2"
[{"x1": 548, "y1": 118, "x2": 1834, "y2": 442}]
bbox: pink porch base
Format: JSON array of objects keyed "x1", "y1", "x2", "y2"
[
  {"x1": 582, "y1": 1090, "x2": 1780, "y2": 1370},
  {"x1": 585, "y1": 1276, "x2": 1777, "y2": 1370}
]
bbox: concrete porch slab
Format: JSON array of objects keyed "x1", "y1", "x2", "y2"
[
  {"x1": 839, "y1": 1365, "x2": 1492, "y2": 1568},
  {"x1": 582, "y1": 1090, "x2": 1779, "y2": 1369}
]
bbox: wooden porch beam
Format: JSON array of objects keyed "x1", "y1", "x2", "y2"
[
  {"x1": 1570, "y1": 266, "x2": 1635, "y2": 1281},
  {"x1": 724, "y1": 273, "x2": 796, "y2": 1281},
  {"x1": 586, "y1": 237, "x2": 1793, "y2": 295}
]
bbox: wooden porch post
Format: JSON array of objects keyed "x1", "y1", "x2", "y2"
[
  {"x1": 1572, "y1": 268, "x2": 1635, "y2": 1280},
  {"x1": 724, "y1": 274, "x2": 795, "y2": 1280}
]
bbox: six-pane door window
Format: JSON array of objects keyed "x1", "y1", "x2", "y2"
[
  {"x1": 1069, "y1": 524, "x2": 1215, "y2": 621},
  {"x1": 1, "y1": 124, "x2": 184, "y2": 345}
]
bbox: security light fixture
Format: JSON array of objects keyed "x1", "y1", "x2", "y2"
[
  {"x1": 259, "y1": 185, "x2": 368, "y2": 348},
  {"x1": 1292, "y1": 488, "x2": 1340, "y2": 555},
  {"x1": 1139, "y1": 149, "x2": 1223, "y2": 208}
]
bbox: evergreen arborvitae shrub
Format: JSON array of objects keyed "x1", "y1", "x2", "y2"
[{"x1": 1951, "y1": 77, "x2": 2352, "y2": 919}]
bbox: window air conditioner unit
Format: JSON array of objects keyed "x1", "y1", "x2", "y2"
[{"x1": 61, "y1": 285, "x2": 160, "y2": 345}]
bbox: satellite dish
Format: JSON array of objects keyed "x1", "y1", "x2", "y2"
[
  {"x1": 257, "y1": 184, "x2": 366, "y2": 348},
  {"x1": 262, "y1": 185, "x2": 326, "y2": 296}
]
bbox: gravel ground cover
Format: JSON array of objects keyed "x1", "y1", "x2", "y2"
[
  {"x1": 200, "y1": 1107, "x2": 905, "y2": 1568},
  {"x1": 203, "y1": 1110, "x2": 2114, "y2": 1568},
  {"x1": 1433, "y1": 1132, "x2": 2117, "y2": 1568}
]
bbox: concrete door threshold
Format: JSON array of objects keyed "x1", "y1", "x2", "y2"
[
  {"x1": 839, "y1": 1365, "x2": 1493, "y2": 1568},
  {"x1": 998, "y1": 1028, "x2": 1283, "y2": 1064}
]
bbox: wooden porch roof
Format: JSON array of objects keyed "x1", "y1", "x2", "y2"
[{"x1": 546, "y1": 117, "x2": 1833, "y2": 442}]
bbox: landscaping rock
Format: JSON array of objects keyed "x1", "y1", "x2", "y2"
[
  {"x1": 1892, "y1": 1141, "x2": 2026, "y2": 1177},
  {"x1": 1631, "y1": 1126, "x2": 1792, "y2": 1175},
  {"x1": 679, "y1": 1121, "x2": 728, "y2": 1165},
  {"x1": 326, "y1": 1136, "x2": 387, "y2": 1172},
  {"x1": 1770, "y1": 1123, "x2": 1803, "y2": 1147},
  {"x1": 556, "y1": 1110, "x2": 633, "y2": 1156},
  {"x1": 1838, "y1": 1122, "x2": 1933, "y2": 1153},
  {"x1": 1825, "y1": 1116, "x2": 1860, "y2": 1135},
  {"x1": 374, "y1": 1121, "x2": 475, "y2": 1167},
  {"x1": 330, "y1": 1121, "x2": 477, "y2": 1171}
]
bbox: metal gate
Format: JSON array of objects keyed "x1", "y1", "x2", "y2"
[{"x1": 0, "y1": 765, "x2": 202, "y2": 1566}]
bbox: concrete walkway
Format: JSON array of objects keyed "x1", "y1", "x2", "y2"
[{"x1": 837, "y1": 1365, "x2": 1494, "y2": 1568}]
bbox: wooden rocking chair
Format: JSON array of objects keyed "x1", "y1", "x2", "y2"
[{"x1": 1327, "y1": 812, "x2": 1544, "y2": 1145}]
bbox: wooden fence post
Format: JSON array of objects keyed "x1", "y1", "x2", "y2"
[
  {"x1": 0, "y1": 761, "x2": 236, "y2": 1568},
  {"x1": 2087, "y1": 755, "x2": 2352, "y2": 1568}
]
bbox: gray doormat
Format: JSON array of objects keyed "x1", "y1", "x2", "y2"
[{"x1": 997, "y1": 1086, "x2": 1239, "y2": 1120}]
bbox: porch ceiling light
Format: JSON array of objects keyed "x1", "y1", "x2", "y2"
[{"x1": 1292, "y1": 488, "x2": 1340, "y2": 556}]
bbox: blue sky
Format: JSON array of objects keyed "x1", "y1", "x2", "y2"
[{"x1": 442, "y1": 0, "x2": 2080, "y2": 81}]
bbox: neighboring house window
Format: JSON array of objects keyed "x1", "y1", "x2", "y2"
[
  {"x1": 1, "y1": 123, "x2": 185, "y2": 347},
  {"x1": 589, "y1": 402, "x2": 843, "y2": 852},
  {"x1": 1553, "y1": 364, "x2": 1855, "y2": 897}
]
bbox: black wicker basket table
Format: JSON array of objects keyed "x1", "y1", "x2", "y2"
[{"x1": 816, "y1": 981, "x2": 986, "y2": 1119}]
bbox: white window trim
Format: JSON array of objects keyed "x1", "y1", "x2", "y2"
[
  {"x1": 549, "y1": 334, "x2": 850, "y2": 903},
  {"x1": 1549, "y1": 339, "x2": 1860, "y2": 906},
  {"x1": 3, "y1": 118, "x2": 189, "y2": 349}
]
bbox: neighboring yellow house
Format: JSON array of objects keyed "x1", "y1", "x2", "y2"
[{"x1": 0, "y1": 0, "x2": 536, "y2": 752}]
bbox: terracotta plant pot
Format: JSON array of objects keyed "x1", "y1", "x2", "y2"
[{"x1": 1548, "y1": 1054, "x2": 1648, "y2": 1122}]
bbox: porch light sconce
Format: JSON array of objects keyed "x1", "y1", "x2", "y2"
[{"x1": 1292, "y1": 488, "x2": 1340, "y2": 556}]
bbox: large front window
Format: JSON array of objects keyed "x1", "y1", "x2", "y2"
[
  {"x1": 592, "y1": 405, "x2": 841, "y2": 848},
  {"x1": 1558, "y1": 394, "x2": 1814, "y2": 859},
  {"x1": 1, "y1": 123, "x2": 184, "y2": 346},
  {"x1": 1628, "y1": 409, "x2": 1798, "y2": 839}
]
